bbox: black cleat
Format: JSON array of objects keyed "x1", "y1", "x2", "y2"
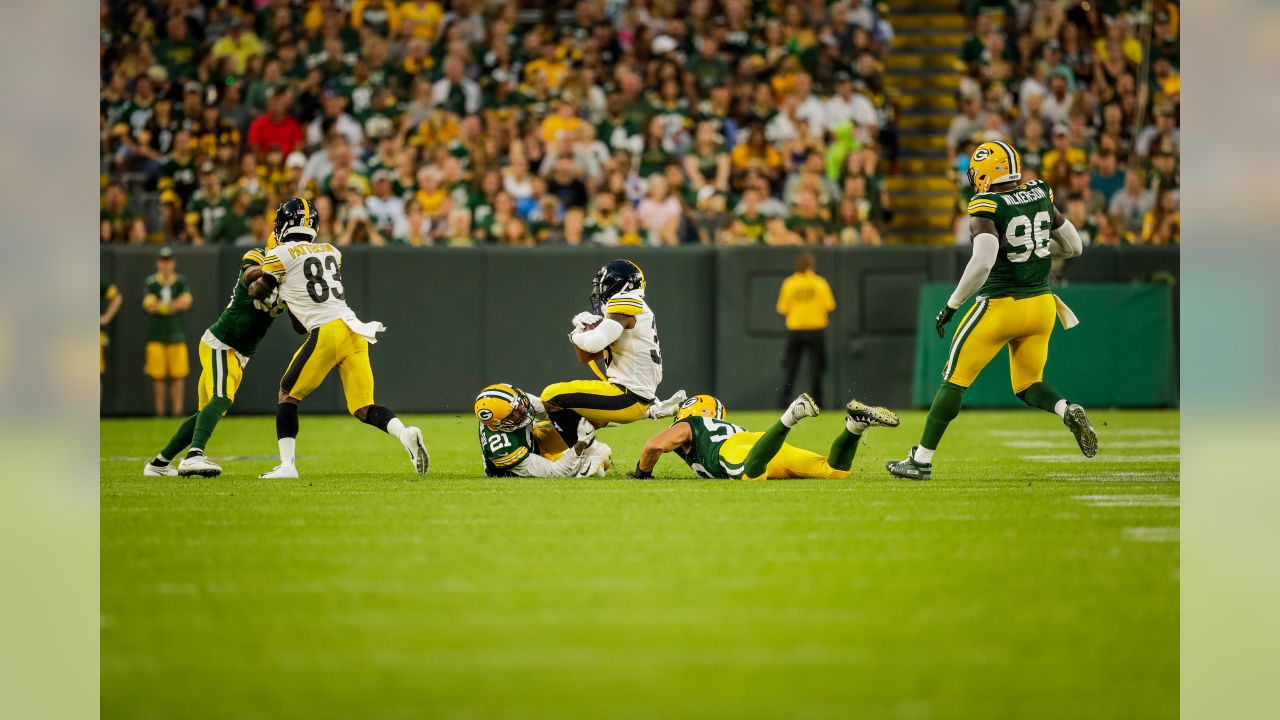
[
  {"x1": 1063, "y1": 404, "x2": 1098, "y2": 458},
  {"x1": 886, "y1": 447, "x2": 932, "y2": 481}
]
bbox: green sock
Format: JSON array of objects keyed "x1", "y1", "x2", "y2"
[
  {"x1": 920, "y1": 382, "x2": 966, "y2": 451},
  {"x1": 828, "y1": 430, "x2": 862, "y2": 472},
  {"x1": 743, "y1": 420, "x2": 792, "y2": 478},
  {"x1": 159, "y1": 413, "x2": 198, "y2": 461},
  {"x1": 1016, "y1": 382, "x2": 1065, "y2": 414},
  {"x1": 190, "y1": 397, "x2": 232, "y2": 453}
]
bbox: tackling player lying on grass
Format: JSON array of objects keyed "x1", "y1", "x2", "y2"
[
  {"x1": 630, "y1": 393, "x2": 899, "y2": 480},
  {"x1": 887, "y1": 140, "x2": 1097, "y2": 482},
  {"x1": 144, "y1": 247, "x2": 286, "y2": 478},
  {"x1": 475, "y1": 383, "x2": 611, "y2": 477}
]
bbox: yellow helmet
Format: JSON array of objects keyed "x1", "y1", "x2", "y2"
[
  {"x1": 265, "y1": 231, "x2": 279, "y2": 251},
  {"x1": 967, "y1": 140, "x2": 1022, "y2": 193},
  {"x1": 675, "y1": 394, "x2": 726, "y2": 422},
  {"x1": 475, "y1": 383, "x2": 533, "y2": 432}
]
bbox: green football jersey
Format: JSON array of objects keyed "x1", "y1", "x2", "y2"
[
  {"x1": 967, "y1": 178, "x2": 1057, "y2": 300},
  {"x1": 479, "y1": 423, "x2": 537, "y2": 477},
  {"x1": 674, "y1": 416, "x2": 748, "y2": 479},
  {"x1": 187, "y1": 188, "x2": 230, "y2": 240},
  {"x1": 143, "y1": 274, "x2": 189, "y2": 343},
  {"x1": 207, "y1": 249, "x2": 285, "y2": 357}
]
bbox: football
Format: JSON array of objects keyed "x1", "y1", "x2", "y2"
[{"x1": 575, "y1": 316, "x2": 605, "y2": 364}]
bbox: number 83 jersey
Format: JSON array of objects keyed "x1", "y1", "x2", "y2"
[
  {"x1": 967, "y1": 178, "x2": 1057, "y2": 300},
  {"x1": 262, "y1": 240, "x2": 351, "y2": 330}
]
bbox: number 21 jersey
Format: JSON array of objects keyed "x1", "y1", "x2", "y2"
[{"x1": 262, "y1": 241, "x2": 350, "y2": 330}]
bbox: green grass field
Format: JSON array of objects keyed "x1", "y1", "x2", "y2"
[{"x1": 101, "y1": 408, "x2": 1178, "y2": 720}]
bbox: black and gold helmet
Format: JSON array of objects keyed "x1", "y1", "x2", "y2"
[
  {"x1": 474, "y1": 383, "x2": 534, "y2": 432},
  {"x1": 273, "y1": 197, "x2": 319, "y2": 242},
  {"x1": 589, "y1": 259, "x2": 646, "y2": 314}
]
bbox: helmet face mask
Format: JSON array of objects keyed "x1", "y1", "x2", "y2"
[
  {"x1": 475, "y1": 384, "x2": 534, "y2": 432},
  {"x1": 675, "y1": 394, "x2": 726, "y2": 423}
]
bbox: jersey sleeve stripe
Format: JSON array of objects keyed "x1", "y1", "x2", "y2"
[
  {"x1": 606, "y1": 298, "x2": 645, "y2": 309},
  {"x1": 492, "y1": 446, "x2": 529, "y2": 467},
  {"x1": 261, "y1": 257, "x2": 285, "y2": 275},
  {"x1": 605, "y1": 302, "x2": 644, "y2": 316}
]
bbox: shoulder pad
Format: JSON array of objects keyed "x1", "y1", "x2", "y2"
[
  {"x1": 241, "y1": 249, "x2": 266, "y2": 266},
  {"x1": 605, "y1": 292, "x2": 646, "y2": 316}
]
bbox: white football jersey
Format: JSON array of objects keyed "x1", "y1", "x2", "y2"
[
  {"x1": 262, "y1": 240, "x2": 352, "y2": 330},
  {"x1": 602, "y1": 290, "x2": 663, "y2": 401}
]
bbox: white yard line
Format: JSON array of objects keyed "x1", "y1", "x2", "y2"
[
  {"x1": 1024, "y1": 454, "x2": 1179, "y2": 463},
  {"x1": 1048, "y1": 472, "x2": 1179, "y2": 482},
  {"x1": 1123, "y1": 527, "x2": 1180, "y2": 543},
  {"x1": 1073, "y1": 494, "x2": 1180, "y2": 507},
  {"x1": 1004, "y1": 439, "x2": 1179, "y2": 449},
  {"x1": 988, "y1": 428, "x2": 1178, "y2": 437}
]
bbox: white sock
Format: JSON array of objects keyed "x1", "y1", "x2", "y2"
[
  {"x1": 780, "y1": 411, "x2": 797, "y2": 428},
  {"x1": 386, "y1": 417, "x2": 406, "y2": 439},
  {"x1": 278, "y1": 437, "x2": 296, "y2": 465},
  {"x1": 913, "y1": 446, "x2": 935, "y2": 464},
  {"x1": 1054, "y1": 399, "x2": 1068, "y2": 418},
  {"x1": 845, "y1": 416, "x2": 867, "y2": 435}
]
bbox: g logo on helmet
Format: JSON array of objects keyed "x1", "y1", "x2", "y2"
[
  {"x1": 477, "y1": 409, "x2": 494, "y2": 421},
  {"x1": 679, "y1": 397, "x2": 699, "y2": 409},
  {"x1": 973, "y1": 147, "x2": 991, "y2": 162}
]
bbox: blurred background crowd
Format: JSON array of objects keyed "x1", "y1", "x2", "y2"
[{"x1": 99, "y1": 0, "x2": 1179, "y2": 248}]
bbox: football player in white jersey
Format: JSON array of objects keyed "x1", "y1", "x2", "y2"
[
  {"x1": 540, "y1": 259, "x2": 686, "y2": 447},
  {"x1": 248, "y1": 197, "x2": 429, "y2": 478}
]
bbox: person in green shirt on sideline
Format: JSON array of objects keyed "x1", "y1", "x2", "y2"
[{"x1": 142, "y1": 247, "x2": 193, "y2": 417}]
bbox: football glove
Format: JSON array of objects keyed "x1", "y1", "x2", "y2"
[
  {"x1": 572, "y1": 311, "x2": 602, "y2": 331},
  {"x1": 576, "y1": 417, "x2": 597, "y2": 449},
  {"x1": 935, "y1": 304, "x2": 957, "y2": 338}
]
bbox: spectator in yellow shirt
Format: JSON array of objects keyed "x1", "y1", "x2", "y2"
[
  {"x1": 775, "y1": 252, "x2": 836, "y2": 407},
  {"x1": 400, "y1": 0, "x2": 443, "y2": 40},
  {"x1": 525, "y1": 44, "x2": 570, "y2": 91},
  {"x1": 209, "y1": 15, "x2": 264, "y2": 75},
  {"x1": 541, "y1": 98, "x2": 583, "y2": 144}
]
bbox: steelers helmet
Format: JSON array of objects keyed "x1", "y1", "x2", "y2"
[
  {"x1": 967, "y1": 141, "x2": 1022, "y2": 194},
  {"x1": 675, "y1": 394, "x2": 726, "y2": 422},
  {"x1": 474, "y1": 383, "x2": 534, "y2": 432},
  {"x1": 273, "y1": 197, "x2": 319, "y2": 242},
  {"x1": 590, "y1": 259, "x2": 646, "y2": 314}
]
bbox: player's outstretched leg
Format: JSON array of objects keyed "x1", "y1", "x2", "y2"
[
  {"x1": 356, "y1": 404, "x2": 429, "y2": 475},
  {"x1": 177, "y1": 397, "x2": 231, "y2": 477},
  {"x1": 144, "y1": 413, "x2": 199, "y2": 476},
  {"x1": 744, "y1": 393, "x2": 820, "y2": 478},
  {"x1": 645, "y1": 389, "x2": 689, "y2": 420},
  {"x1": 830, "y1": 399, "x2": 900, "y2": 472},
  {"x1": 1016, "y1": 382, "x2": 1097, "y2": 458},
  {"x1": 260, "y1": 400, "x2": 301, "y2": 479},
  {"x1": 887, "y1": 381, "x2": 966, "y2": 481}
]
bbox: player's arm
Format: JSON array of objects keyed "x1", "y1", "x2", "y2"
[
  {"x1": 571, "y1": 312, "x2": 633, "y2": 353},
  {"x1": 631, "y1": 422, "x2": 693, "y2": 478},
  {"x1": 101, "y1": 286, "x2": 122, "y2": 326},
  {"x1": 170, "y1": 290, "x2": 193, "y2": 312},
  {"x1": 937, "y1": 215, "x2": 1001, "y2": 337},
  {"x1": 1047, "y1": 203, "x2": 1084, "y2": 259},
  {"x1": 249, "y1": 251, "x2": 285, "y2": 300},
  {"x1": 142, "y1": 289, "x2": 159, "y2": 314}
]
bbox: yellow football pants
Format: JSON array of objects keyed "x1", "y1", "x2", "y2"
[
  {"x1": 196, "y1": 340, "x2": 246, "y2": 412},
  {"x1": 719, "y1": 432, "x2": 850, "y2": 481},
  {"x1": 540, "y1": 379, "x2": 651, "y2": 424},
  {"x1": 280, "y1": 319, "x2": 376, "y2": 414},
  {"x1": 943, "y1": 294, "x2": 1056, "y2": 393},
  {"x1": 533, "y1": 423, "x2": 569, "y2": 460},
  {"x1": 145, "y1": 341, "x2": 189, "y2": 380}
]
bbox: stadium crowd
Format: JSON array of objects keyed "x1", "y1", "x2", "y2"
[{"x1": 99, "y1": 0, "x2": 1178, "y2": 248}]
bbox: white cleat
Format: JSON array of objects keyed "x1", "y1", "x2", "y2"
[
  {"x1": 646, "y1": 389, "x2": 688, "y2": 419},
  {"x1": 143, "y1": 462, "x2": 178, "y2": 477},
  {"x1": 177, "y1": 454, "x2": 223, "y2": 478},
  {"x1": 783, "y1": 393, "x2": 821, "y2": 425},
  {"x1": 259, "y1": 463, "x2": 299, "y2": 479},
  {"x1": 402, "y1": 426, "x2": 429, "y2": 476}
]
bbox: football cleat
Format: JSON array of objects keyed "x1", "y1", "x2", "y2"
[
  {"x1": 886, "y1": 447, "x2": 932, "y2": 481},
  {"x1": 783, "y1": 393, "x2": 820, "y2": 425},
  {"x1": 647, "y1": 389, "x2": 688, "y2": 420},
  {"x1": 402, "y1": 426, "x2": 430, "y2": 475},
  {"x1": 177, "y1": 454, "x2": 222, "y2": 478},
  {"x1": 259, "y1": 463, "x2": 299, "y2": 479},
  {"x1": 846, "y1": 399, "x2": 900, "y2": 429},
  {"x1": 1063, "y1": 404, "x2": 1098, "y2": 458},
  {"x1": 143, "y1": 462, "x2": 178, "y2": 477}
]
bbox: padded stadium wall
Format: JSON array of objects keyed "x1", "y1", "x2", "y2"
[{"x1": 100, "y1": 246, "x2": 1179, "y2": 415}]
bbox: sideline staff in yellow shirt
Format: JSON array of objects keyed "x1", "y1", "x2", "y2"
[{"x1": 775, "y1": 252, "x2": 835, "y2": 407}]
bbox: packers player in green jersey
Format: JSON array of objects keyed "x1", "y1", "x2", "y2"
[
  {"x1": 144, "y1": 245, "x2": 287, "y2": 477},
  {"x1": 474, "y1": 383, "x2": 611, "y2": 477},
  {"x1": 887, "y1": 140, "x2": 1097, "y2": 482},
  {"x1": 631, "y1": 393, "x2": 899, "y2": 480}
]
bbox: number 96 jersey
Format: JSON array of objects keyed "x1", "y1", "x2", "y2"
[
  {"x1": 261, "y1": 241, "x2": 350, "y2": 330},
  {"x1": 967, "y1": 178, "x2": 1056, "y2": 300}
]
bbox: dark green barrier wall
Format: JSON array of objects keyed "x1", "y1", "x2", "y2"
[
  {"x1": 911, "y1": 283, "x2": 1178, "y2": 407},
  {"x1": 101, "y1": 246, "x2": 1178, "y2": 416}
]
